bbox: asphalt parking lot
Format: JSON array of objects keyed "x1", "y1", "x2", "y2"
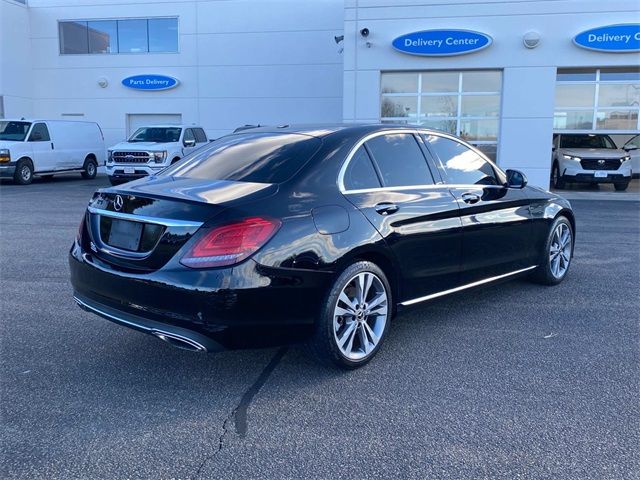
[{"x1": 1, "y1": 174, "x2": 639, "y2": 479}]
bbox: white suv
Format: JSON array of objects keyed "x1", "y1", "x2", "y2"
[
  {"x1": 107, "y1": 125, "x2": 208, "y2": 185},
  {"x1": 551, "y1": 133, "x2": 632, "y2": 191}
]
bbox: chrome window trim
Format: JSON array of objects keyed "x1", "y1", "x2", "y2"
[
  {"x1": 87, "y1": 206, "x2": 203, "y2": 228},
  {"x1": 337, "y1": 128, "x2": 506, "y2": 194},
  {"x1": 400, "y1": 266, "x2": 538, "y2": 306}
]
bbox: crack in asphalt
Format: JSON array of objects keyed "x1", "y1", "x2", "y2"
[{"x1": 192, "y1": 347, "x2": 288, "y2": 479}]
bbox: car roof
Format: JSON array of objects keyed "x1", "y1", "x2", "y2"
[
  {"x1": 133, "y1": 124, "x2": 199, "y2": 129},
  {"x1": 2, "y1": 118, "x2": 97, "y2": 124},
  {"x1": 228, "y1": 123, "x2": 447, "y2": 139}
]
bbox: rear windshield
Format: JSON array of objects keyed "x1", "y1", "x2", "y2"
[
  {"x1": 0, "y1": 121, "x2": 32, "y2": 141},
  {"x1": 560, "y1": 134, "x2": 616, "y2": 149},
  {"x1": 129, "y1": 127, "x2": 182, "y2": 143},
  {"x1": 160, "y1": 132, "x2": 322, "y2": 184}
]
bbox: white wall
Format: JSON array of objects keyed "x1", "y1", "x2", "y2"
[
  {"x1": 343, "y1": 0, "x2": 640, "y2": 187},
  {"x1": 0, "y1": 0, "x2": 33, "y2": 117},
  {"x1": 22, "y1": 0, "x2": 344, "y2": 147}
]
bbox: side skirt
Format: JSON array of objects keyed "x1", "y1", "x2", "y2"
[{"x1": 399, "y1": 265, "x2": 538, "y2": 307}]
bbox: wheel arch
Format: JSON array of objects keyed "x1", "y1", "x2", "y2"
[
  {"x1": 556, "y1": 208, "x2": 576, "y2": 252},
  {"x1": 343, "y1": 249, "x2": 400, "y2": 315}
]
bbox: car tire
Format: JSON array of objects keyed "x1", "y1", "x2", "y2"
[
  {"x1": 551, "y1": 162, "x2": 565, "y2": 189},
  {"x1": 13, "y1": 159, "x2": 34, "y2": 185},
  {"x1": 530, "y1": 215, "x2": 573, "y2": 286},
  {"x1": 614, "y1": 181, "x2": 629, "y2": 191},
  {"x1": 309, "y1": 261, "x2": 392, "y2": 369},
  {"x1": 81, "y1": 157, "x2": 98, "y2": 179}
]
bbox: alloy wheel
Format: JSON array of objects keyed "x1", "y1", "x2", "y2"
[
  {"x1": 333, "y1": 271, "x2": 388, "y2": 361},
  {"x1": 549, "y1": 223, "x2": 572, "y2": 278}
]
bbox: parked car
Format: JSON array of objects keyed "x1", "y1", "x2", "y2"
[
  {"x1": 70, "y1": 124, "x2": 575, "y2": 369},
  {"x1": 622, "y1": 134, "x2": 640, "y2": 178},
  {"x1": 551, "y1": 133, "x2": 632, "y2": 191},
  {"x1": 107, "y1": 125, "x2": 208, "y2": 185},
  {"x1": 0, "y1": 119, "x2": 105, "y2": 185}
]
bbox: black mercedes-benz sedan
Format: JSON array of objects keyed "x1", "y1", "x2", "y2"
[{"x1": 70, "y1": 124, "x2": 575, "y2": 368}]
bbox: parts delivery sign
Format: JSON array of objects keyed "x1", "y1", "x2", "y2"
[{"x1": 122, "y1": 75, "x2": 179, "y2": 91}]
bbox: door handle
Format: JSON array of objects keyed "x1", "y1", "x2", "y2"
[
  {"x1": 51, "y1": 142, "x2": 54, "y2": 150},
  {"x1": 461, "y1": 193, "x2": 480, "y2": 204},
  {"x1": 375, "y1": 202, "x2": 399, "y2": 215}
]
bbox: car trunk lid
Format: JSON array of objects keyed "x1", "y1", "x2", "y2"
[{"x1": 82, "y1": 176, "x2": 277, "y2": 272}]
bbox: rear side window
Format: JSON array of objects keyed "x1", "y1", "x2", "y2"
[
  {"x1": 343, "y1": 146, "x2": 381, "y2": 191},
  {"x1": 425, "y1": 135, "x2": 498, "y2": 186},
  {"x1": 28, "y1": 123, "x2": 50, "y2": 142},
  {"x1": 194, "y1": 128, "x2": 207, "y2": 143},
  {"x1": 162, "y1": 132, "x2": 322, "y2": 184},
  {"x1": 365, "y1": 133, "x2": 434, "y2": 187}
]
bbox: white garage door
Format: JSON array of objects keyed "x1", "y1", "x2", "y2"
[{"x1": 126, "y1": 114, "x2": 182, "y2": 136}]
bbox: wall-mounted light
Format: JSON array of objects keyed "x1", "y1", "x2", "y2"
[
  {"x1": 97, "y1": 77, "x2": 108, "y2": 88},
  {"x1": 523, "y1": 31, "x2": 541, "y2": 49}
]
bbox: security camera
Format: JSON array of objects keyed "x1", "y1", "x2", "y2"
[
  {"x1": 334, "y1": 35, "x2": 344, "y2": 44},
  {"x1": 360, "y1": 28, "x2": 369, "y2": 38}
]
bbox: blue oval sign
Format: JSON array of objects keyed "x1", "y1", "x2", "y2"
[
  {"x1": 121, "y1": 74, "x2": 179, "y2": 91},
  {"x1": 573, "y1": 24, "x2": 640, "y2": 53},
  {"x1": 392, "y1": 29, "x2": 492, "y2": 56}
]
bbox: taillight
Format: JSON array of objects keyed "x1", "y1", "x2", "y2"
[{"x1": 180, "y1": 217, "x2": 281, "y2": 268}]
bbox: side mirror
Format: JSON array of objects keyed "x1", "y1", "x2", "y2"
[
  {"x1": 624, "y1": 144, "x2": 638, "y2": 151},
  {"x1": 506, "y1": 169, "x2": 527, "y2": 189},
  {"x1": 183, "y1": 139, "x2": 196, "y2": 148}
]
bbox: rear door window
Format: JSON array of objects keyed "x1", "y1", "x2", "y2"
[
  {"x1": 343, "y1": 146, "x2": 381, "y2": 191},
  {"x1": 194, "y1": 128, "x2": 207, "y2": 143},
  {"x1": 365, "y1": 133, "x2": 434, "y2": 187},
  {"x1": 162, "y1": 132, "x2": 322, "y2": 184}
]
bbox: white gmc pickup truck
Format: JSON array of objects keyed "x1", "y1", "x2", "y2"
[{"x1": 107, "y1": 125, "x2": 209, "y2": 185}]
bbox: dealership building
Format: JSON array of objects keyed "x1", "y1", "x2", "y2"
[{"x1": 1, "y1": 0, "x2": 638, "y2": 188}]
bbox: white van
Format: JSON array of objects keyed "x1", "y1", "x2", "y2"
[{"x1": 0, "y1": 119, "x2": 106, "y2": 185}]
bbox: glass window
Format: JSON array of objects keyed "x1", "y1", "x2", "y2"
[
  {"x1": 426, "y1": 135, "x2": 498, "y2": 186},
  {"x1": 381, "y1": 70, "x2": 502, "y2": 162},
  {"x1": 459, "y1": 119, "x2": 499, "y2": 141},
  {"x1": 129, "y1": 127, "x2": 182, "y2": 143},
  {"x1": 343, "y1": 146, "x2": 381, "y2": 191},
  {"x1": 599, "y1": 68, "x2": 640, "y2": 82},
  {"x1": 381, "y1": 73, "x2": 418, "y2": 94},
  {"x1": 365, "y1": 133, "x2": 434, "y2": 187},
  {"x1": 624, "y1": 134, "x2": 640, "y2": 148},
  {"x1": 461, "y1": 96, "x2": 500, "y2": 117},
  {"x1": 461, "y1": 71, "x2": 501, "y2": 93},
  {"x1": 28, "y1": 123, "x2": 50, "y2": 142},
  {"x1": 421, "y1": 72, "x2": 459, "y2": 93},
  {"x1": 118, "y1": 19, "x2": 148, "y2": 53},
  {"x1": 161, "y1": 133, "x2": 322, "y2": 184},
  {"x1": 555, "y1": 84, "x2": 596, "y2": 108},
  {"x1": 596, "y1": 110, "x2": 639, "y2": 130},
  {"x1": 553, "y1": 110, "x2": 594, "y2": 130},
  {"x1": 183, "y1": 129, "x2": 195, "y2": 143},
  {"x1": 598, "y1": 84, "x2": 640, "y2": 108},
  {"x1": 194, "y1": 128, "x2": 207, "y2": 143},
  {"x1": 0, "y1": 121, "x2": 31, "y2": 141},
  {"x1": 380, "y1": 97, "x2": 418, "y2": 119},
  {"x1": 149, "y1": 18, "x2": 179, "y2": 53},
  {"x1": 88, "y1": 20, "x2": 117, "y2": 53},
  {"x1": 59, "y1": 21, "x2": 89, "y2": 54},
  {"x1": 556, "y1": 69, "x2": 597, "y2": 82},
  {"x1": 422, "y1": 95, "x2": 458, "y2": 117}
]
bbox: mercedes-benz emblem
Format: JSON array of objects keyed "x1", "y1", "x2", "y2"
[{"x1": 113, "y1": 195, "x2": 124, "y2": 211}]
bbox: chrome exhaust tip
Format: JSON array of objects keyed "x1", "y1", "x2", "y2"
[{"x1": 152, "y1": 330, "x2": 208, "y2": 353}]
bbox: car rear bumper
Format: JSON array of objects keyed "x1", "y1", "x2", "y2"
[{"x1": 69, "y1": 241, "x2": 331, "y2": 350}]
